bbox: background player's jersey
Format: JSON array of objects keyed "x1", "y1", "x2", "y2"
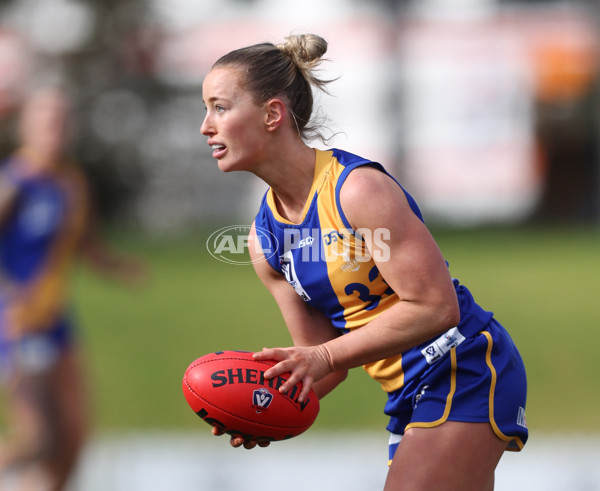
[
  {"x1": 0, "y1": 152, "x2": 88, "y2": 333},
  {"x1": 255, "y1": 148, "x2": 494, "y2": 393}
]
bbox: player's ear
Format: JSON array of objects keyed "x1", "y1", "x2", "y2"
[{"x1": 264, "y1": 98, "x2": 286, "y2": 132}]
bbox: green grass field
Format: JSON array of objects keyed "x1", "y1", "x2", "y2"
[{"x1": 71, "y1": 225, "x2": 599, "y2": 436}]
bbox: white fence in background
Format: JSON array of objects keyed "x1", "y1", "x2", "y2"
[{"x1": 67, "y1": 432, "x2": 600, "y2": 491}]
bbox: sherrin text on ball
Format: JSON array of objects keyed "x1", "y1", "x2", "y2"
[{"x1": 182, "y1": 351, "x2": 320, "y2": 442}]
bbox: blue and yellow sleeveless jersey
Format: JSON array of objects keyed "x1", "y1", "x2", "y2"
[
  {"x1": 0, "y1": 151, "x2": 88, "y2": 334},
  {"x1": 254, "y1": 148, "x2": 494, "y2": 394}
]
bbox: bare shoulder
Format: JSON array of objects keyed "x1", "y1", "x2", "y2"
[{"x1": 339, "y1": 165, "x2": 413, "y2": 230}]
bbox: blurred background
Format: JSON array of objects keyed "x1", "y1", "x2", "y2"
[
  {"x1": 0, "y1": 0, "x2": 599, "y2": 489},
  {"x1": 1, "y1": 0, "x2": 599, "y2": 231}
]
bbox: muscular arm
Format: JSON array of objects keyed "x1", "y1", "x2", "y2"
[{"x1": 319, "y1": 166, "x2": 460, "y2": 371}]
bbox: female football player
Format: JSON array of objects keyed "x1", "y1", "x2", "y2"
[
  {"x1": 0, "y1": 87, "x2": 145, "y2": 491},
  {"x1": 200, "y1": 34, "x2": 528, "y2": 490}
]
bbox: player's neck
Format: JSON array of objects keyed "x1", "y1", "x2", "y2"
[
  {"x1": 264, "y1": 146, "x2": 316, "y2": 224},
  {"x1": 19, "y1": 146, "x2": 65, "y2": 174}
]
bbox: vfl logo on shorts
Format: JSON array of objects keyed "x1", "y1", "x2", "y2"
[
  {"x1": 421, "y1": 327, "x2": 466, "y2": 365},
  {"x1": 252, "y1": 388, "x2": 273, "y2": 413}
]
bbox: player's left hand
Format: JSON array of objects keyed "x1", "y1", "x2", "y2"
[
  {"x1": 253, "y1": 345, "x2": 333, "y2": 403},
  {"x1": 211, "y1": 426, "x2": 271, "y2": 449}
]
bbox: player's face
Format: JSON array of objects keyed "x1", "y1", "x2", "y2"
[
  {"x1": 201, "y1": 67, "x2": 268, "y2": 173},
  {"x1": 19, "y1": 90, "x2": 70, "y2": 168}
]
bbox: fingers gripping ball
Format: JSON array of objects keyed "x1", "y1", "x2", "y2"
[{"x1": 182, "y1": 351, "x2": 320, "y2": 442}]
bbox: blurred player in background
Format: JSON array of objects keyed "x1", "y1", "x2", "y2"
[
  {"x1": 200, "y1": 34, "x2": 528, "y2": 490},
  {"x1": 0, "y1": 87, "x2": 146, "y2": 491}
]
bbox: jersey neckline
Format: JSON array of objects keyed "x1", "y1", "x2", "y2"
[{"x1": 265, "y1": 148, "x2": 333, "y2": 225}]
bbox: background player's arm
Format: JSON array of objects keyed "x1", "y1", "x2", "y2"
[
  {"x1": 248, "y1": 223, "x2": 348, "y2": 400},
  {"x1": 76, "y1": 173, "x2": 147, "y2": 286},
  {"x1": 0, "y1": 174, "x2": 18, "y2": 292},
  {"x1": 0, "y1": 173, "x2": 18, "y2": 226},
  {"x1": 79, "y1": 225, "x2": 147, "y2": 286}
]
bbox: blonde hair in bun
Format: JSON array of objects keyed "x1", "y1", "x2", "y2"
[{"x1": 212, "y1": 33, "x2": 334, "y2": 142}]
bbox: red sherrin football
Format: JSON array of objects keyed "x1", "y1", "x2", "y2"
[{"x1": 182, "y1": 351, "x2": 320, "y2": 441}]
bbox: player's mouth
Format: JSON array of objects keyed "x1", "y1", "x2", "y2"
[{"x1": 210, "y1": 143, "x2": 227, "y2": 159}]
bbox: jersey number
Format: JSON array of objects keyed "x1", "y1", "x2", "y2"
[{"x1": 344, "y1": 265, "x2": 393, "y2": 311}]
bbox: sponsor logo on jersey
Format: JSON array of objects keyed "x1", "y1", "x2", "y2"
[
  {"x1": 323, "y1": 230, "x2": 345, "y2": 245},
  {"x1": 280, "y1": 250, "x2": 311, "y2": 301}
]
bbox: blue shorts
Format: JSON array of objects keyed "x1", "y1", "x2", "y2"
[
  {"x1": 386, "y1": 318, "x2": 528, "y2": 462},
  {"x1": 0, "y1": 312, "x2": 75, "y2": 380}
]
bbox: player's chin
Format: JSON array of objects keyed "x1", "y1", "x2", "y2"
[
  {"x1": 216, "y1": 154, "x2": 255, "y2": 174},
  {"x1": 215, "y1": 155, "x2": 240, "y2": 173},
  {"x1": 216, "y1": 159, "x2": 233, "y2": 172}
]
